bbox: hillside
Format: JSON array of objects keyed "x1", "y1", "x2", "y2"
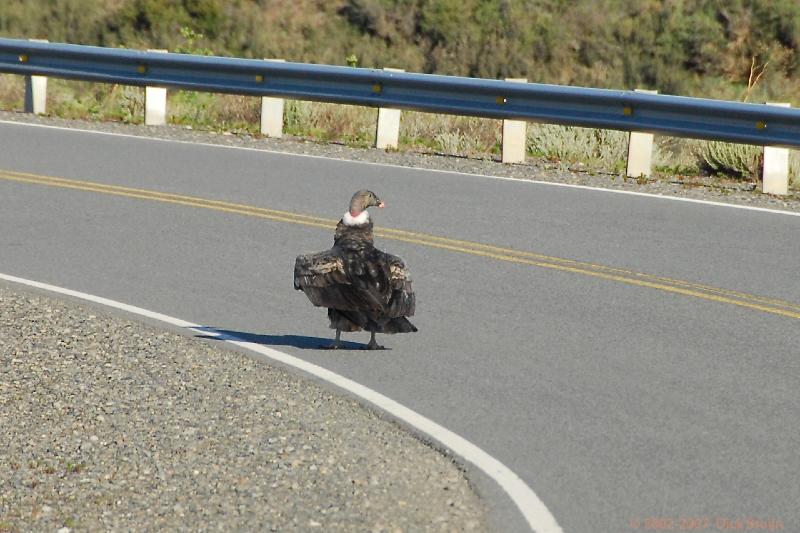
[{"x1": 1, "y1": 0, "x2": 798, "y2": 102}]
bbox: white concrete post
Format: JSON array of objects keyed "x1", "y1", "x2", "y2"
[
  {"x1": 145, "y1": 49, "x2": 168, "y2": 126},
  {"x1": 375, "y1": 68, "x2": 404, "y2": 150},
  {"x1": 762, "y1": 102, "x2": 791, "y2": 196},
  {"x1": 626, "y1": 89, "x2": 658, "y2": 179},
  {"x1": 24, "y1": 74, "x2": 48, "y2": 115},
  {"x1": 24, "y1": 39, "x2": 48, "y2": 115},
  {"x1": 260, "y1": 59, "x2": 285, "y2": 138},
  {"x1": 502, "y1": 78, "x2": 527, "y2": 164}
]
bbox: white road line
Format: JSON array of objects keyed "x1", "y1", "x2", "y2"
[
  {"x1": 2, "y1": 117, "x2": 799, "y2": 218},
  {"x1": 0, "y1": 271, "x2": 563, "y2": 533}
]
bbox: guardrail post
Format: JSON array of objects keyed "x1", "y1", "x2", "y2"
[
  {"x1": 626, "y1": 89, "x2": 657, "y2": 179},
  {"x1": 145, "y1": 49, "x2": 168, "y2": 126},
  {"x1": 502, "y1": 78, "x2": 528, "y2": 163},
  {"x1": 260, "y1": 59, "x2": 285, "y2": 138},
  {"x1": 762, "y1": 102, "x2": 791, "y2": 195},
  {"x1": 23, "y1": 39, "x2": 48, "y2": 115},
  {"x1": 375, "y1": 68, "x2": 403, "y2": 150}
]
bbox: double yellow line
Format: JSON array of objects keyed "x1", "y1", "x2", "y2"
[{"x1": 3, "y1": 168, "x2": 800, "y2": 320}]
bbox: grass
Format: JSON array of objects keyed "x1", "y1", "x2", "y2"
[
  {"x1": 1, "y1": 72, "x2": 797, "y2": 189},
  {"x1": 284, "y1": 100, "x2": 377, "y2": 147},
  {"x1": 65, "y1": 461, "x2": 85, "y2": 474},
  {"x1": 527, "y1": 124, "x2": 629, "y2": 172}
]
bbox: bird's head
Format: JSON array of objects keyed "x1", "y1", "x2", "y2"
[{"x1": 349, "y1": 190, "x2": 384, "y2": 216}]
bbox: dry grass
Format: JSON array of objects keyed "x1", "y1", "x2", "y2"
[
  {"x1": 284, "y1": 100, "x2": 377, "y2": 146},
  {"x1": 0, "y1": 74, "x2": 24, "y2": 110},
  {"x1": 527, "y1": 124, "x2": 629, "y2": 172},
  {"x1": 168, "y1": 91, "x2": 259, "y2": 133},
  {"x1": 401, "y1": 112, "x2": 500, "y2": 157}
]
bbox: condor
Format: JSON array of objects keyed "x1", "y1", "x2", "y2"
[{"x1": 293, "y1": 190, "x2": 417, "y2": 350}]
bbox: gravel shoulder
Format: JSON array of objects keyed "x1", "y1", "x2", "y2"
[
  {"x1": 0, "y1": 283, "x2": 485, "y2": 532},
  {"x1": 2, "y1": 109, "x2": 800, "y2": 213}
]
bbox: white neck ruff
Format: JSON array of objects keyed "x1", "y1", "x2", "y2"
[{"x1": 343, "y1": 210, "x2": 370, "y2": 226}]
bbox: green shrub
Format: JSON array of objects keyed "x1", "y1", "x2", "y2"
[
  {"x1": 527, "y1": 124, "x2": 628, "y2": 171},
  {"x1": 697, "y1": 141, "x2": 762, "y2": 179},
  {"x1": 696, "y1": 141, "x2": 800, "y2": 187}
]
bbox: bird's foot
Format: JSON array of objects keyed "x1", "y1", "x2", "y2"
[
  {"x1": 364, "y1": 340, "x2": 385, "y2": 350},
  {"x1": 364, "y1": 330, "x2": 384, "y2": 350},
  {"x1": 322, "y1": 329, "x2": 343, "y2": 350}
]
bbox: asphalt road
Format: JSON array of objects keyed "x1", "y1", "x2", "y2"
[{"x1": 1, "y1": 120, "x2": 798, "y2": 533}]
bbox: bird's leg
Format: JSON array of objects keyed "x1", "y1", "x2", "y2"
[
  {"x1": 366, "y1": 329, "x2": 384, "y2": 350},
  {"x1": 323, "y1": 328, "x2": 343, "y2": 350}
]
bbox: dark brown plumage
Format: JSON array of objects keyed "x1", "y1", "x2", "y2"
[{"x1": 293, "y1": 190, "x2": 416, "y2": 349}]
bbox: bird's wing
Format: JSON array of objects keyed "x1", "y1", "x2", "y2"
[
  {"x1": 293, "y1": 249, "x2": 353, "y2": 310},
  {"x1": 333, "y1": 248, "x2": 416, "y2": 319},
  {"x1": 294, "y1": 241, "x2": 414, "y2": 319},
  {"x1": 294, "y1": 249, "x2": 381, "y2": 312},
  {"x1": 384, "y1": 252, "x2": 412, "y2": 288},
  {"x1": 380, "y1": 251, "x2": 416, "y2": 318},
  {"x1": 294, "y1": 249, "x2": 348, "y2": 289}
]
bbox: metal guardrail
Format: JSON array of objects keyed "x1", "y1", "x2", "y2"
[{"x1": 1, "y1": 37, "x2": 800, "y2": 149}]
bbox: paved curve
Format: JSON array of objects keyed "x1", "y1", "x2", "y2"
[{"x1": 1, "y1": 120, "x2": 798, "y2": 532}]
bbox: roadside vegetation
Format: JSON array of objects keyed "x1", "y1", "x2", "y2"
[{"x1": 0, "y1": 0, "x2": 798, "y2": 187}]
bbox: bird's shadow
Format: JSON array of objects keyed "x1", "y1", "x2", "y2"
[{"x1": 193, "y1": 326, "x2": 371, "y2": 350}]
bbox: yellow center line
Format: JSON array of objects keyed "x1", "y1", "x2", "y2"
[
  {"x1": 3, "y1": 169, "x2": 800, "y2": 320},
  {"x1": 375, "y1": 227, "x2": 800, "y2": 311}
]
